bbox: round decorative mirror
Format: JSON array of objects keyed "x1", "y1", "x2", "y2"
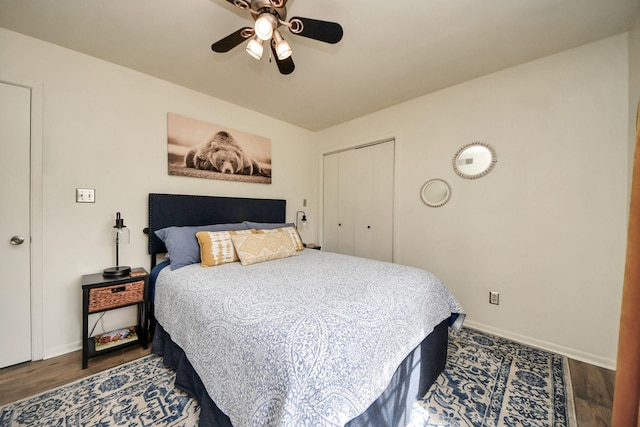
[
  {"x1": 453, "y1": 142, "x2": 497, "y2": 179},
  {"x1": 420, "y1": 179, "x2": 451, "y2": 207}
]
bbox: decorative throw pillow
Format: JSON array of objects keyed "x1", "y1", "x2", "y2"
[
  {"x1": 231, "y1": 231, "x2": 297, "y2": 266},
  {"x1": 255, "y1": 226, "x2": 304, "y2": 251},
  {"x1": 155, "y1": 223, "x2": 249, "y2": 270},
  {"x1": 196, "y1": 229, "x2": 254, "y2": 267},
  {"x1": 243, "y1": 221, "x2": 295, "y2": 230}
]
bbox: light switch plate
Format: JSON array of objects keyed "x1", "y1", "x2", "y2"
[{"x1": 76, "y1": 188, "x2": 95, "y2": 203}]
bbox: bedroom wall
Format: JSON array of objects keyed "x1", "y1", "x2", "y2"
[
  {"x1": 630, "y1": 12, "x2": 640, "y2": 177},
  {"x1": 316, "y1": 34, "x2": 629, "y2": 369},
  {"x1": 0, "y1": 27, "x2": 319, "y2": 358}
]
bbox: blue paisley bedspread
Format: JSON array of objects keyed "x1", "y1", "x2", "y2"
[{"x1": 154, "y1": 249, "x2": 465, "y2": 427}]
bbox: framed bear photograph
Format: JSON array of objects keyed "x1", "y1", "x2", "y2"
[{"x1": 167, "y1": 112, "x2": 272, "y2": 184}]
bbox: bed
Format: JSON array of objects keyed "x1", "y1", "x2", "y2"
[{"x1": 146, "y1": 193, "x2": 465, "y2": 427}]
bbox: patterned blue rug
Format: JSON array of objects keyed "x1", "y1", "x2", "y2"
[
  {"x1": 409, "y1": 328, "x2": 576, "y2": 427},
  {"x1": 0, "y1": 355, "x2": 200, "y2": 427},
  {"x1": 0, "y1": 328, "x2": 575, "y2": 426}
]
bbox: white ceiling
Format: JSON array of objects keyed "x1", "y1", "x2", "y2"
[{"x1": 0, "y1": 0, "x2": 638, "y2": 131}]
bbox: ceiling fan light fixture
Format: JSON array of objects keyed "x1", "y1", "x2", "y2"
[
  {"x1": 254, "y1": 13, "x2": 276, "y2": 41},
  {"x1": 246, "y1": 37, "x2": 264, "y2": 59},
  {"x1": 273, "y1": 30, "x2": 292, "y2": 60},
  {"x1": 211, "y1": 1, "x2": 343, "y2": 75}
]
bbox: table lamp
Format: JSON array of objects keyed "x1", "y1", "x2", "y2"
[{"x1": 103, "y1": 212, "x2": 131, "y2": 277}]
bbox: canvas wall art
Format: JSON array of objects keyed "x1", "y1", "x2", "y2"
[{"x1": 167, "y1": 112, "x2": 272, "y2": 184}]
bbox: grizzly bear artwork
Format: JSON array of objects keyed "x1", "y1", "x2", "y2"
[
  {"x1": 167, "y1": 112, "x2": 272, "y2": 184},
  {"x1": 184, "y1": 130, "x2": 266, "y2": 177}
]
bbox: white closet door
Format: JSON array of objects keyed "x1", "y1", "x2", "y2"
[
  {"x1": 353, "y1": 145, "x2": 374, "y2": 258},
  {"x1": 369, "y1": 141, "x2": 394, "y2": 262},
  {"x1": 322, "y1": 153, "x2": 339, "y2": 253},
  {"x1": 337, "y1": 149, "x2": 357, "y2": 255},
  {"x1": 323, "y1": 140, "x2": 394, "y2": 262},
  {"x1": 354, "y1": 141, "x2": 394, "y2": 262}
]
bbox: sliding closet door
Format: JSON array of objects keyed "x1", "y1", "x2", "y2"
[
  {"x1": 354, "y1": 141, "x2": 394, "y2": 262},
  {"x1": 323, "y1": 153, "x2": 339, "y2": 253},
  {"x1": 323, "y1": 140, "x2": 394, "y2": 262},
  {"x1": 337, "y1": 149, "x2": 357, "y2": 255}
]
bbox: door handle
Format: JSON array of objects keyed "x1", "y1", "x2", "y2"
[{"x1": 10, "y1": 236, "x2": 25, "y2": 245}]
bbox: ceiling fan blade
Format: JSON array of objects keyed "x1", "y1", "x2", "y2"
[
  {"x1": 288, "y1": 17, "x2": 343, "y2": 44},
  {"x1": 270, "y1": 43, "x2": 295, "y2": 75},
  {"x1": 211, "y1": 27, "x2": 253, "y2": 53}
]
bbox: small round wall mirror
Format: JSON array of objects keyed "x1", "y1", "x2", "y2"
[
  {"x1": 453, "y1": 142, "x2": 497, "y2": 179},
  {"x1": 420, "y1": 179, "x2": 451, "y2": 207}
]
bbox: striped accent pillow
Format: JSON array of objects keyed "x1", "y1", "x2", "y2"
[
  {"x1": 255, "y1": 226, "x2": 304, "y2": 251},
  {"x1": 231, "y1": 230, "x2": 297, "y2": 266},
  {"x1": 196, "y1": 229, "x2": 254, "y2": 267}
]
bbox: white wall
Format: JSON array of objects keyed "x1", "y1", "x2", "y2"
[
  {"x1": 0, "y1": 27, "x2": 319, "y2": 358},
  {"x1": 1, "y1": 26, "x2": 631, "y2": 368},
  {"x1": 630, "y1": 12, "x2": 640, "y2": 168},
  {"x1": 317, "y1": 35, "x2": 629, "y2": 369}
]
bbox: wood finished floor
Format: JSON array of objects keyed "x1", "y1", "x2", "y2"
[
  {"x1": 569, "y1": 359, "x2": 616, "y2": 427},
  {"x1": 0, "y1": 348, "x2": 615, "y2": 426},
  {"x1": 0, "y1": 345, "x2": 152, "y2": 407}
]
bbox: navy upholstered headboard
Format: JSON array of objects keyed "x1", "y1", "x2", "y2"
[{"x1": 146, "y1": 193, "x2": 286, "y2": 264}]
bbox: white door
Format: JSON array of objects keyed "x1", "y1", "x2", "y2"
[
  {"x1": 368, "y1": 140, "x2": 394, "y2": 262},
  {"x1": 337, "y1": 149, "x2": 357, "y2": 255},
  {"x1": 323, "y1": 140, "x2": 394, "y2": 262},
  {"x1": 0, "y1": 82, "x2": 32, "y2": 368},
  {"x1": 354, "y1": 141, "x2": 394, "y2": 262},
  {"x1": 322, "y1": 153, "x2": 339, "y2": 253}
]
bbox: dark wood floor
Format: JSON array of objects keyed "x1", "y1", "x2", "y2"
[
  {"x1": 0, "y1": 348, "x2": 616, "y2": 426},
  {"x1": 569, "y1": 359, "x2": 616, "y2": 427},
  {"x1": 0, "y1": 345, "x2": 152, "y2": 407}
]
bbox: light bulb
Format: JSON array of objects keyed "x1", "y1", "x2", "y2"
[
  {"x1": 254, "y1": 13, "x2": 276, "y2": 41},
  {"x1": 273, "y1": 31, "x2": 292, "y2": 60},
  {"x1": 246, "y1": 37, "x2": 263, "y2": 60}
]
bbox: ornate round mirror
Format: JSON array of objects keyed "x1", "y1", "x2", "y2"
[
  {"x1": 420, "y1": 179, "x2": 451, "y2": 207},
  {"x1": 453, "y1": 142, "x2": 497, "y2": 179}
]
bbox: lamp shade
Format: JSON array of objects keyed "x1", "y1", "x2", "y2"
[
  {"x1": 296, "y1": 210, "x2": 307, "y2": 230},
  {"x1": 246, "y1": 37, "x2": 264, "y2": 60},
  {"x1": 273, "y1": 30, "x2": 292, "y2": 60},
  {"x1": 114, "y1": 225, "x2": 130, "y2": 245},
  {"x1": 254, "y1": 13, "x2": 276, "y2": 41}
]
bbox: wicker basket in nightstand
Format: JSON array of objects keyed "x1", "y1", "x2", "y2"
[{"x1": 87, "y1": 280, "x2": 145, "y2": 312}]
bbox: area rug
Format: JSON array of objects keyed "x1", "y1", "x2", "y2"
[
  {"x1": 0, "y1": 328, "x2": 575, "y2": 427},
  {"x1": 0, "y1": 355, "x2": 200, "y2": 427},
  {"x1": 408, "y1": 327, "x2": 576, "y2": 427}
]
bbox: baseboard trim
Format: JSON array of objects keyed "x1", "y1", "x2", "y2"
[
  {"x1": 463, "y1": 320, "x2": 617, "y2": 371},
  {"x1": 43, "y1": 341, "x2": 81, "y2": 360}
]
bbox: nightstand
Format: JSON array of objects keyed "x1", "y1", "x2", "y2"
[{"x1": 81, "y1": 267, "x2": 149, "y2": 369}]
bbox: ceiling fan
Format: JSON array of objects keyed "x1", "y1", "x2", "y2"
[{"x1": 211, "y1": 0, "x2": 344, "y2": 75}]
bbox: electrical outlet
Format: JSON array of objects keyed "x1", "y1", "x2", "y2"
[
  {"x1": 76, "y1": 188, "x2": 95, "y2": 203},
  {"x1": 489, "y1": 291, "x2": 500, "y2": 305}
]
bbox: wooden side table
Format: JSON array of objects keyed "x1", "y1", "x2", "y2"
[{"x1": 81, "y1": 267, "x2": 149, "y2": 369}]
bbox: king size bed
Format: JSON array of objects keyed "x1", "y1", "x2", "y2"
[{"x1": 146, "y1": 193, "x2": 465, "y2": 427}]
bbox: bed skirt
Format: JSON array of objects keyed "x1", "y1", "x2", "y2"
[{"x1": 152, "y1": 319, "x2": 449, "y2": 427}]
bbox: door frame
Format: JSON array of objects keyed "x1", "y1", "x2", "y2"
[{"x1": 0, "y1": 78, "x2": 44, "y2": 361}]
